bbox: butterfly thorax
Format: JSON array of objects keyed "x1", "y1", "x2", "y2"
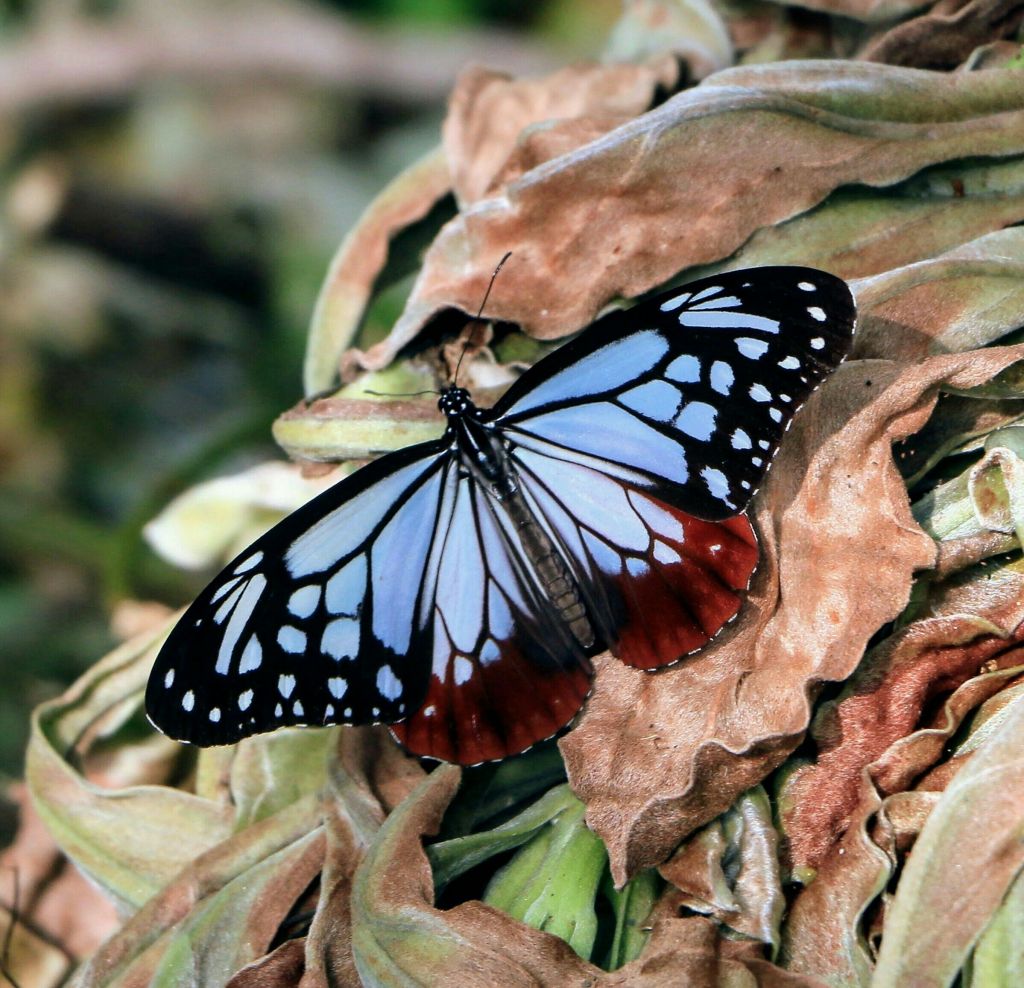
[{"x1": 440, "y1": 387, "x2": 515, "y2": 496}]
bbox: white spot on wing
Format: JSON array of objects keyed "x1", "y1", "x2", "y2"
[
  {"x1": 329, "y1": 676, "x2": 347, "y2": 699},
  {"x1": 810, "y1": 337, "x2": 825, "y2": 350},
  {"x1": 216, "y1": 574, "x2": 267, "y2": 675},
  {"x1": 736, "y1": 337, "x2": 769, "y2": 360},
  {"x1": 278, "y1": 674, "x2": 296, "y2": 698},
  {"x1": 660, "y1": 292, "x2": 691, "y2": 312},
  {"x1": 701, "y1": 466, "x2": 734, "y2": 507},
  {"x1": 288, "y1": 585, "x2": 321, "y2": 618},
  {"x1": 209, "y1": 708, "x2": 221, "y2": 723},
  {"x1": 293, "y1": 700, "x2": 304, "y2": 717},
  {"x1": 749, "y1": 383, "x2": 772, "y2": 402},
  {"x1": 679, "y1": 310, "x2": 780, "y2": 333},
  {"x1": 675, "y1": 401, "x2": 718, "y2": 441},
  {"x1": 770, "y1": 407, "x2": 783, "y2": 422},
  {"x1": 164, "y1": 668, "x2": 175, "y2": 689},
  {"x1": 808, "y1": 306, "x2": 826, "y2": 322},
  {"x1": 278, "y1": 626, "x2": 308, "y2": 654},
  {"x1": 689, "y1": 285, "x2": 723, "y2": 302},
  {"x1": 182, "y1": 690, "x2": 195, "y2": 712},
  {"x1": 322, "y1": 617, "x2": 360, "y2": 660},
  {"x1": 234, "y1": 552, "x2": 263, "y2": 575},
  {"x1": 454, "y1": 656, "x2": 474, "y2": 685},
  {"x1": 732, "y1": 429, "x2": 752, "y2": 450},
  {"x1": 238, "y1": 689, "x2": 253, "y2": 711},
  {"x1": 779, "y1": 355, "x2": 800, "y2": 370},
  {"x1": 799, "y1": 281, "x2": 816, "y2": 292},
  {"x1": 376, "y1": 664, "x2": 402, "y2": 700},
  {"x1": 710, "y1": 360, "x2": 734, "y2": 395},
  {"x1": 665, "y1": 354, "x2": 701, "y2": 384},
  {"x1": 239, "y1": 635, "x2": 262, "y2": 673}
]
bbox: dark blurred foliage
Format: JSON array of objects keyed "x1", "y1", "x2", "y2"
[{"x1": 0, "y1": 0, "x2": 618, "y2": 794}]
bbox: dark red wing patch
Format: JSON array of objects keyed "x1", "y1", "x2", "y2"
[
  {"x1": 389, "y1": 628, "x2": 592, "y2": 764},
  {"x1": 610, "y1": 506, "x2": 757, "y2": 670}
]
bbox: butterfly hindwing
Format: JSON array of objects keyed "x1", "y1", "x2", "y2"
[
  {"x1": 493, "y1": 266, "x2": 855, "y2": 520},
  {"x1": 145, "y1": 442, "x2": 452, "y2": 744},
  {"x1": 390, "y1": 473, "x2": 592, "y2": 764},
  {"x1": 511, "y1": 447, "x2": 759, "y2": 669}
]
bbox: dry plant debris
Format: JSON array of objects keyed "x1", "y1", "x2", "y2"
[{"x1": 17, "y1": 0, "x2": 1024, "y2": 984}]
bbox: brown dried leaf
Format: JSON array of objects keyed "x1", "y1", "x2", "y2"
[
  {"x1": 357, "y1": 63, "x2": 1024, "y2": 373},
  {"x1": 781, "y1": 571, "x2": 1024, "y2": 872},
  {"x1": 0, "y1": 784, "x2": 118, "y2": 964},
  {"x1": 659, "y1": 787, "x2": 783, "y2": 947},
  {"x1": 561, "y1": 344, "x2": 1024, "y2": 884},
  {"x1": 871, "y1": 687, "x2": 1024, "y2": 985},
  {"x1": 445, "y1": 60, "x2": 681, "y2": 205},
  {"x1": 299, "y1": 728, "x2": 424, "y2": 987},
  {"x1": 859, "y1": 0, "x2": 1024, "y2": 69},
  {"x1": 227, "y1": 938, "x2": 306, "y2": 988},
  {"x1": 71, "y1": 798, "x2": 324, "y2": 986}
]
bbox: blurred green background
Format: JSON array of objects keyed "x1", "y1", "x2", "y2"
[{"x1": 0, "y1": 0, "x2": 622, "y2": 797}]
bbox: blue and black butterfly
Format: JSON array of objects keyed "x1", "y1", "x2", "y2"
[{"x1": 146, "y1": 266, "x2": 856, "y2": 764}]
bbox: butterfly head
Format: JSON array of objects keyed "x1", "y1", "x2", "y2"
[{"x1": 438, "y1": 386, "x2": 475, "y2": 419}]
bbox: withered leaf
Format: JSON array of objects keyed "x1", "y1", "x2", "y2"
[
  {"x1": 444, "y1": 60, "x2": 681, "y2": 205},
  {"x1": 357, "y1": 63, "x2": 1024, "y2": 374},
  {"x1": 562, "y1": 344, "x2": 1024, "y2": 884},
  {"x1": 871, "y1": 686, "x2": 1024, "y2": 985},
  {"x1": 859, "y1": 0, "x2": 1024, "y2": 69}
]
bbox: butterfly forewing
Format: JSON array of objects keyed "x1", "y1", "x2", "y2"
[
  {"x1": 146, "y1": 443, "x2": 451, "y2": 744},
  {"x1": 493, "y1": 267, "x2": 855, "y2": 520}
]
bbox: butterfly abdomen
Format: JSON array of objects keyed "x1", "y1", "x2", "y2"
[{"x1": 501, "y1": 487, "x2": 594, "y2": 648}]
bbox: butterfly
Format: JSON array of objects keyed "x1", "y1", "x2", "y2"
[{"x1": 146, "y1": 266, "x2": 855, "y2": 765}]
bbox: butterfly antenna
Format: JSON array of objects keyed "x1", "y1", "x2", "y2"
[{"x1": 454, "y1": 251, "x2": 512, "y2": 386}]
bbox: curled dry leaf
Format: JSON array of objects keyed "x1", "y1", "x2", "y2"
[
  {"x1": 349, "y1": 763, "x2": 815, "y2": 985},
  {"x1": 444, "y1": 59, "x2": 681, "y2": 205},
  {"x1": 25, "y1": 621, "x2": 234, "y2": 912},
  {"x1": 561, "y1": 343, "x2": 1024, "y2": 884},
  {"x1": 871, "y1": 686, "x2": 1024, "y2": 985},
  {"x1": 780, "y1": 606, "x2": 1024, "y2": 983},
  {"x1": 858, "y1": 0, "x2": 1024, "y2": 69},
  {"x1": 70, "y1": 801, "x2": 324, "y2": 987},
  {"x1": 780, "y1": 560, "x2": 1024, "y2": 873},
  {"x1": 851, "y1": 228, "x2": 1024, "y2": 362},
  {"x1": 659, "y1": 786, "x2": 784, "y2": 948},
  {"x1": 682, "y1": 163, "x2": 1024, "y2": 287},
  {"x1": 356, "y1": 62, "x2": 1024, "y2": 374}
]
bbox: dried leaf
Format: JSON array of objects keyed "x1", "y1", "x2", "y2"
[
  {"x1": 871, "y1": 689, "x2": 1024, "y2": 985},
  {"x1": 660, "y1": 786, "x2": 784, "y2": 949},
  {"x1": 851, "y1": 228, "x2": 1024, "y2": 362},
  {"x1": 781, "y1": 561, "x2": 1024, "y2": 872},
  {"x1": 859, "y1": 0, "x2": 1024, "y2": 69},
  {"x1": 303, "y1": 145, "x2": 451, "y2": 396},
  {"x1": 562, "y1": 343, "x2": 1024, "y2": 883},
  {"x1": 71, "y1": 799, "x2": 324, "y2": 987},
  {"x1": 444, "y1": 60, "x2": 681, "y2": 205},
  {"x1": 604, "y1": 0, "x2": 733, "y2": 79},
  {"x1": 682, "y1": 158, "x2": 1024, "y2": 298},
  {"x1": 26, "y1": 622, "x2": 234, "y2": 911},
  {"x1": 350, "y1": 765, "x2": 602, "y2": 985},
  {"x1": 358, "y1": 63, "x2": 1024, "y2": 373}
]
